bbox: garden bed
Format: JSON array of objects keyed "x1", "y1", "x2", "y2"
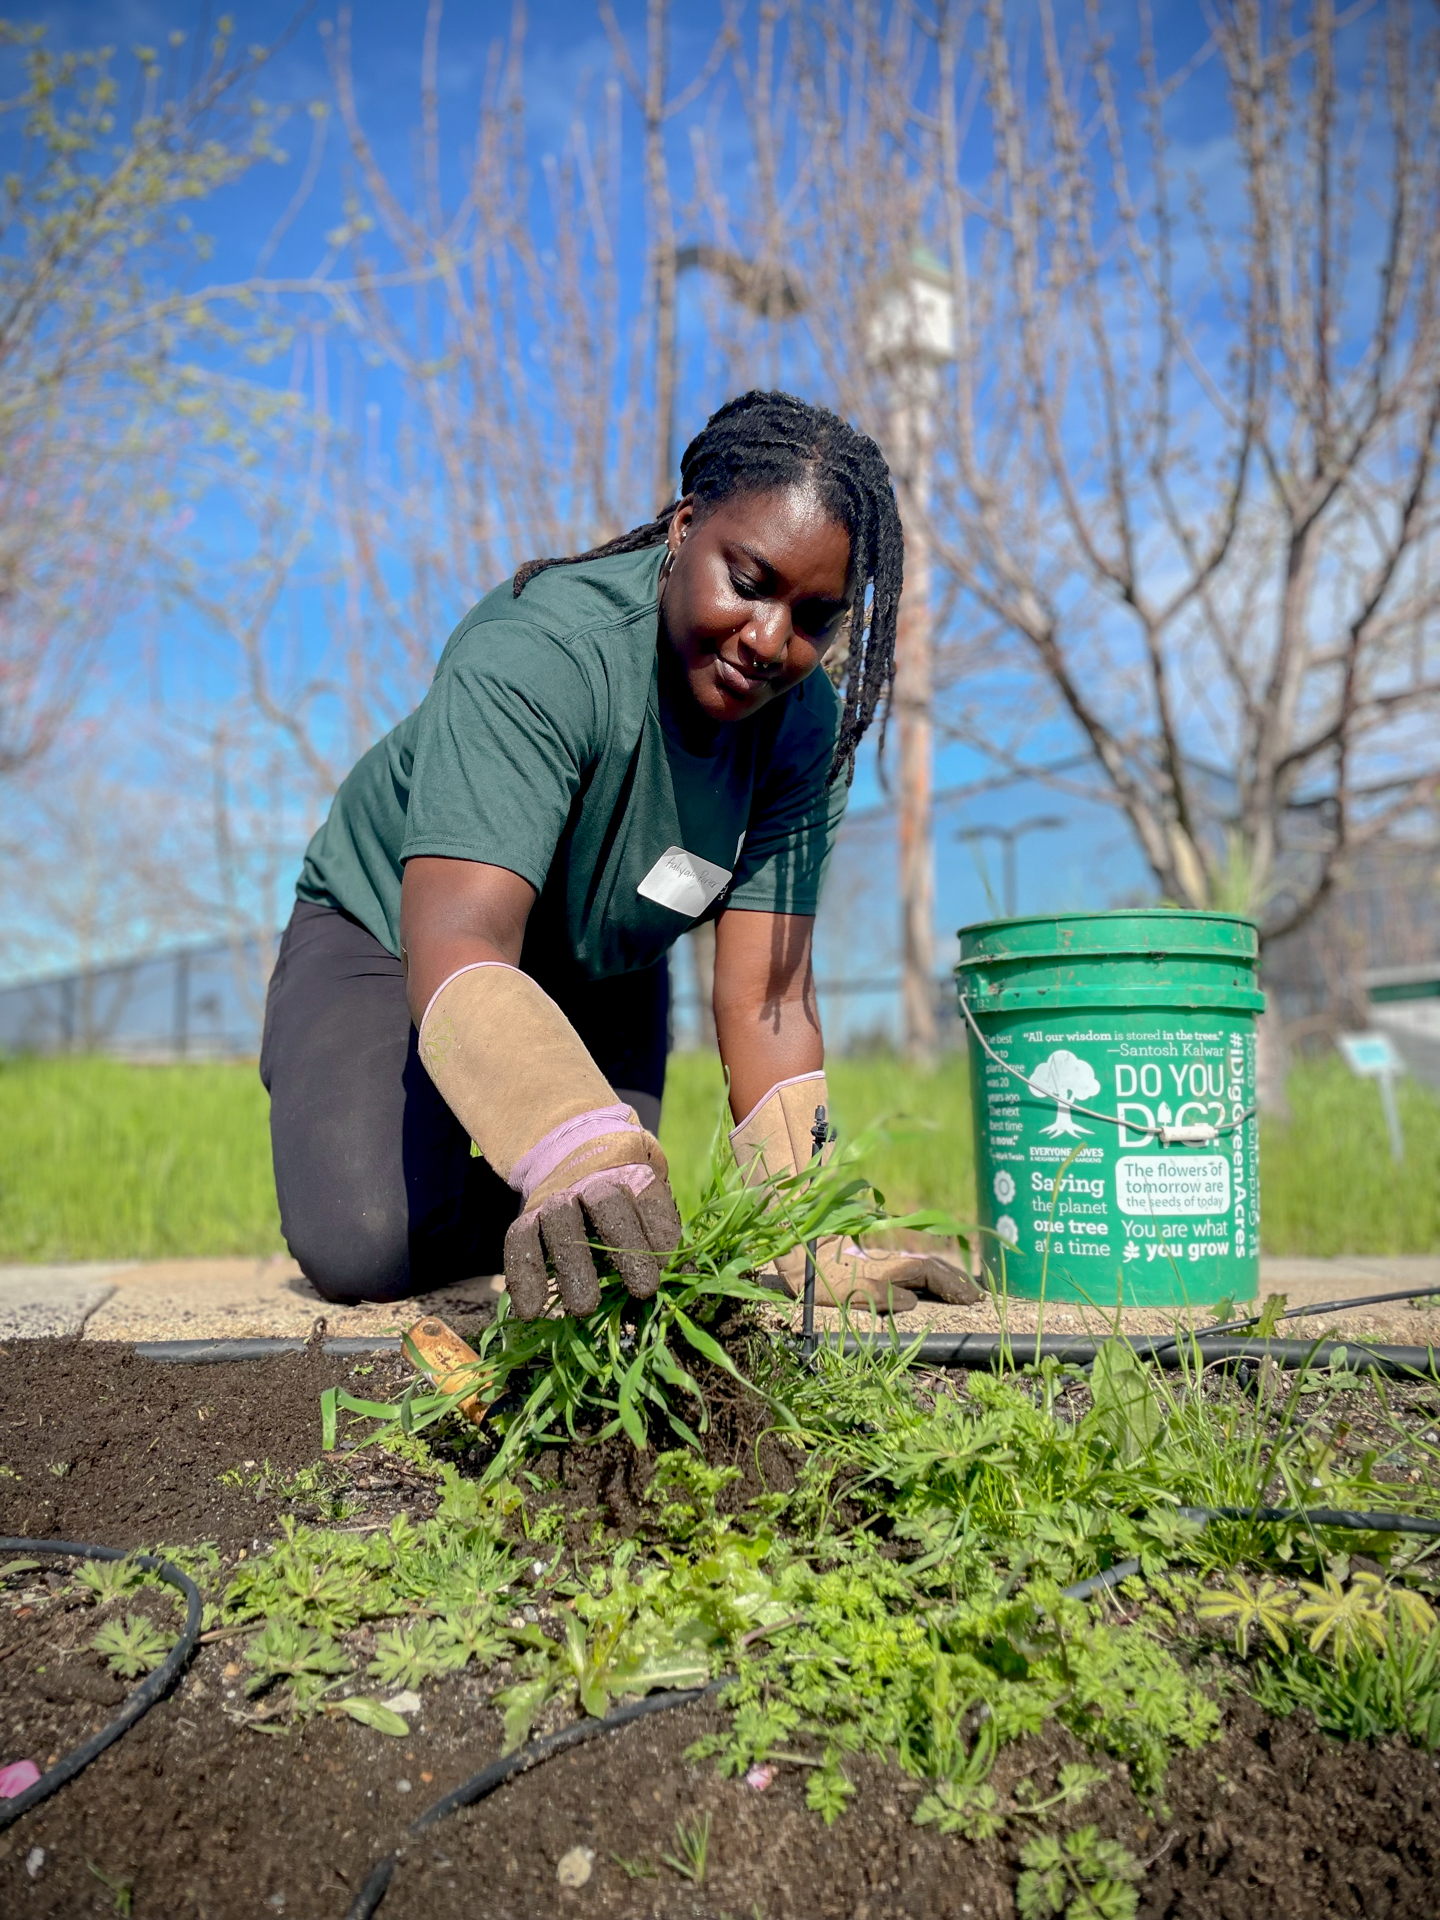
[{"x1": 1, "y1": 1335, "x2": 1437, "y2": 1919}]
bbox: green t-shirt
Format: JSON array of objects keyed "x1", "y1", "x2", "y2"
[{"x1": 296, "y1": 545, "x2": 848, "y2": 980}]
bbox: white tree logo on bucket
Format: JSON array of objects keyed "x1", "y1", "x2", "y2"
[{"x1": 1027, "y1": 1049, "x2": 1101, "y2": 1138}]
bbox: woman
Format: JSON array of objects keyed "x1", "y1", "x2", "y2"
[{"x1": 261, "y1": 391, "x2": 973, "y2": 1318}]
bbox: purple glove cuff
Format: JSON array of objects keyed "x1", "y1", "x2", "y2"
[
  {"x1": 513, "y1": 1162, "x2": 658, "y2": 1225},
  {"x1": 509, "y1": 1102, "x2": 641, "y2": 1202}
]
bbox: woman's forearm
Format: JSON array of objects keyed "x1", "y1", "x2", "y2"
[
  {"x1": 400, "y1": 856, "x2": 538, "y2": 1028},
  {"x1": 712, "y1": 909, "x2": 823, "y2": 1121}
]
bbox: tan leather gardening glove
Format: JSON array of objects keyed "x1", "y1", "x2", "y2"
[
  {"x1": 729, "y1": 1072, "x2": 981, "y2": 1317},
  {"x1": 419, "y1": 964, "x2": 682, "y2": 1319}
]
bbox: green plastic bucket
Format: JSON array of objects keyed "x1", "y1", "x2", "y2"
[{"x1": 956, "y1": 910, "x2": 1263, "y2": 1307}]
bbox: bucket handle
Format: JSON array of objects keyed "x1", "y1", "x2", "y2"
[{"x1": 956, "y1": 992, "x2": 1256, "y2": 1146}]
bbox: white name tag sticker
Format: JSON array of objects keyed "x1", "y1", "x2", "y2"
[{"x1": 637, "y1": 846, "x2": 733, "y2": 918}]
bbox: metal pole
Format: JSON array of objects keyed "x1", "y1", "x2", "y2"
[
  {"x1": 174, "y1": 951, "x2": 190, "y2": 1060},
  {"x1": 801, "y1": 1104, "x2": 834, "y2": 1354},
  {"x1": 1378, "y1": 1069, "x2": 1405, "y2": 1163},
  {"x1": 956, "y1": 817, "x2": 1064, "y2": 923}
]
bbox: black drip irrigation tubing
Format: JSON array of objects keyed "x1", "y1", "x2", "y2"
[
  {"x1": 1063, "y1": 1503, "x2": 1440, "y2": 1599},
  {"x1": 0, "y1": 1538, "x2": 203, "y2": 1833},
  {"x1": 135, "y1": 1336, "x2": 403, "y2": 1364},
  {"x1": 128, "y1": 1284, "x2": 1440, "y2": 1373},
  {"x1": 815, "y1": 1283, "x2": 1440, "y2": 1378},
  {"x1": 832, "y1": 1331, "x2": 1440, "y2": 1377}
]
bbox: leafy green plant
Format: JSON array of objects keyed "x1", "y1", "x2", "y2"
[
  {"x1": 916, "y1": 1756, "x2": 1107, "y2": 1842},
  {"x1": 647, "y1": 1452, "x2": 744, "y2": 1545},
  {"x1": 77, "y1": 1558, "x2": 149, "y2": 1604},
  {"x1": 1195, "y1": 1573, "x2": 1295, "y2": 1657},
  {"x1": 805, "y1": 1757, "x2": 855, "y2": 1825},
  {"x1": 1016, "y1": 1827, "x2": 1143, "y2": 1920},
  {"x1": 223, "y1": 1512, "x2": 518, "y2": 1633},
  {"x1": 367, "y1": 1618, "x2": 470, "y2": 1690},
  {"x1": 91, "y1": 1614, "x2": 170, "y2": 1678},
  {"x1": 1081, "y1": 1342, "x2": 1165, "y2": 1464},
  {"x1": 1251, "y1": 1592, "x2": 1440, "y2": 1747},
  {"x1": 243, "y1": 1618, "x2": 351, "y2": 1706},
  {"x1": 493, "y1": 1585, "x2": 711, "y2": 1751},
  {"x1": 438, "y1": 1606, "x2": 508, "y2": 1666}
]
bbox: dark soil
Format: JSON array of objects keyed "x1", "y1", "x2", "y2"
[
  {"x1": 0, "y1": 1337, "x2": 417, "y2": 1551},
  {"x1": 0, "y1": 1339, "x2": 1436, "y2": 1919}
]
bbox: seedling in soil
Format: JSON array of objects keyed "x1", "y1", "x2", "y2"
[
  {"x1": 217, "y1": 1460, "x2": 361, "y2": 1522},
  {"x1": 662, "y1": 1810, "x2": 712, "y2": 1884},
  {"x1": 609, "y1": 1851, "x2": 659, "y2": 1879},
  {"x1": 91, "y1": 1614, "x2": 170, "y2": 1678},
  {"x1": 367, "y1": 1618, "x2": 469, "y2": 1690},
  {"x1": 1016, "y1": 1827, "x2": 1143, "y2": 1920},
  {"x1": 243, "y1": 1618, "x2": 350, "y2": 1705},
  {"x1": 86, "y1": 1862, "x2": 135, "y2": 1917},
  {"x1": 1195, "y1": 1573, "x2": 1295, "y2": 1657},
  {"x1": 77, "y1": 1558, "x2": 149, "y2": 1604}
]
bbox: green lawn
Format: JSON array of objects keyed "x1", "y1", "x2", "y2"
[
  {"x1": 1, "y1": 1050, "x2": 1436, "y2": 1263},
  {"x1": 0, "y1": 1055, "x2": 286, "y2": 1262}
]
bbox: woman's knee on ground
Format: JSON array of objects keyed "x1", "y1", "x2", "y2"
[{"x1": 287, "y1": 1209, "x2": 414, "y2": 1305}]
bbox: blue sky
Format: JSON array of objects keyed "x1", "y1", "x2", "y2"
[{"x1": 11, "y1": 0, "x2": 1370, "y2": 1000}]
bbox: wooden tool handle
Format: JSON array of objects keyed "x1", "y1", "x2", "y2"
[{"x1": 403, "y1": 1315, "x2": 492, "y2": 1427}]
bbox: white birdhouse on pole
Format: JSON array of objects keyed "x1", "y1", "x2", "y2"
[
  {"x1": 865, "y1": 250, "x2": 957, "y2": 371},
  {"x1": 867, "y1": 251, "x2": 956, "y2": 1065}
]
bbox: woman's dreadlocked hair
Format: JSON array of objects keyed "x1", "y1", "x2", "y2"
[{"x1": 512, "y1": 390, "x2": 903, "y2": 784}]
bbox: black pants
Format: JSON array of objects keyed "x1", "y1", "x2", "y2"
[{"x1": 259, "y1": 901, "x2": 670, "y2": 1303}]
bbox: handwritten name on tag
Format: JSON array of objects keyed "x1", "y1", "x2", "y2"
[{"x1": 637, "y1": 846, "x2": 733, "y2": 918}]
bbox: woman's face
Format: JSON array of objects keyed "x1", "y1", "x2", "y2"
[{"x1": 660, "y1": 485, "x2": 853, "y2": 724}]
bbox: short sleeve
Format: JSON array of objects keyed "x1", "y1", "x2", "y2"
[
  {"x1": 724, "y1": 674, "x2": 849, "y2": 915},
  {"x1": 400, "y1": 620, "x2": 600, "y2": 888}
]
